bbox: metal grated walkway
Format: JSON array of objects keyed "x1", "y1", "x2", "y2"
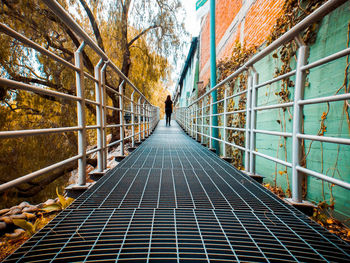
[{"x1": 5, "y1": 121, "x2": 350, "y2": 262}]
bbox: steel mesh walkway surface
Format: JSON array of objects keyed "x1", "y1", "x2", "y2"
[{"x1": 5, "y1": 121, "x2": 350, "y2": 262}]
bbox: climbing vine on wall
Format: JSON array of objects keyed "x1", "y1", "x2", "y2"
[
  {"x1": 216, "y1": 42, "x2": 256, "y2": 168},
  {"x1": 269, "y1": 0, "x2": 350, "y2": 236}
]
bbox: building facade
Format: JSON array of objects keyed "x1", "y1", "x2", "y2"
[{"x1": 176, "y1": 0, "x2": 350, "y2": 224}]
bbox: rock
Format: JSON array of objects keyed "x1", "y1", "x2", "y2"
[
  {"x1": 10, "y1": 214, "x2": 26, "y2": 220},
  {"x1": 0, "y1": 216, "x2": 13, "y2": 224},
  {"x1": 5, "y1": 228, "x2": 25, "y2": 239},
  {"x1": 0, "y1": 221, "x2": 6, "y2": 231},
  {"x1": 6, "y1": 207, "x2": 22, "y2": 215},
  {"x1": 44, "y1": 199, "x2": 55, "y2": 206},
  {"x1": 0, "y1": 208, "x2": 10, "y2": 216},
  {"x1": 23, "y1": 212, "x2": 36, "y2": 220},
  {"x1": 22, "y1": 205, "x2": 38, "y2": 213},
  {"x1": 18, "y1": 201, "x2": 30, "y2": 209}
]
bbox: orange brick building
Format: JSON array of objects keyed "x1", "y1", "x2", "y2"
[{"x1": 199, "y1": 0, "x2": 285, "y2": 88}]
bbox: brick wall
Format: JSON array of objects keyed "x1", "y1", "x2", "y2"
[{"x1": 199, "y1": 0, "x2": 285, "y2": 88}]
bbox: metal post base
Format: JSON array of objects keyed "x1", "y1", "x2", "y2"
[
  {"x1": 221, "y1": 157, "x2": 233, "y2": 163},
  {"x1": 115, "y1": 156, "x2": 126, "y2": 162},
  {"x1": 284, "y1": 198, "x2": 315, "y2": 216},
  {"x1": 128, "y1": 147, "x2": 137, "y2": 152},
  {"x1": 65, "y1": 183, "x2": 93, "y2": 199},
  {"x1": 249, "y1": 175, "x2": 264, "y2": 184},
  {"x1": 209, "y1": 148, "x2": 216, "y2": 154},
  {"x1": 89, "y1": 169, "x2": 109, "y2": 181},
  {"x1": 135, "y1": 141, "x2": 142, "y2": 146}
]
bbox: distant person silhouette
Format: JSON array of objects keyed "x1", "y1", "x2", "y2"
[{"x1": 165, "y1": 95, "x2": 173, "y2": 126}]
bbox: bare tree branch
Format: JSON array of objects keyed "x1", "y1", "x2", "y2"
[
  {"x1": 78, "y1": 0, "x2": 105, "y2": 51},
  {"x1": 127, "y1": 24, "x2": 160, "y2": 48}
]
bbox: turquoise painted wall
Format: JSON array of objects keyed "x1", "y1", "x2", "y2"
[
  {"x1": 255, "y1": 3, "x2": 349, "y2": 220},
  {"x1": 212, "y1": 2, "x2": 350, "y2": 221}
]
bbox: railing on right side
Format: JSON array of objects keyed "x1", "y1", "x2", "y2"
[{"x1": 176, "y1": 0, "x2": 350, "y2": 204}]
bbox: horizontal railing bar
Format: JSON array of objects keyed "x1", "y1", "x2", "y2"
[
  {"x1": 107, "y1": 139, "x2": 122, "y2": 148},
  {"x1": 0, "y1": 23, "x2": 79, "y2": 72},
  {"x1": 188, "y1": 0, "x2": 347, "y2": 107},
  {"x1": 86, "y1": 125, "x2": 100, "y2": 130},
  {"x1": 197, "y1": 131, "x2": 246, "y2": 151},
  {"x1": 301, "y1": 47, "x2": 350, "y2": 71},
  {"x1": 297, "y1": 133, "x2": 350, "y2": 145},
  {"x1": 212, "y1": 98, "x2": 225, "y2": 105},
  {"x1": 0, "y1": 154, "x2": 82, "y2": 192},
  {"x1": 202, "y1": 124, "x2": 223, "y2": 129},
  {"x1": 106, "y1": 105, "x2": 121, "y2": 111},
  {"x1": 255, "y1": 70, "x2": 296, "y2": 89},
  {"x1": 86, "y1": 147, "x2": 101, "y2": 155},
  {"x1": 227, "y1": 109, "x2": 246, "y2": 114},
  {"x1": 255, "y1": 102, "x2": 294, "y2": 111},
  {"x1": 226, "y1": 89, "x2": 247, "y2": 100},
  {"x1": 84, "y1": 72, "x2": 99, "y2": 83},
  {"x1": 226, "y1": 127, "x2": 246, "y2": 132},
  {"x1": 106, "y1": 124, "x2": 122, "y2": 128},
  {"x1": 297, "y1": 166, "x2": 350, "y2": 190},
  {"x1": 85, "y1": 99, "x2": 100, "y2": 106},
  {"x1": 0, "y1": 126, "x2": 81, "y2": 138},
  {"x1": 0, "y1": 78, "x2": 80, "y2": 101},
  {"x1": 105, "y1": 84, "x2": 121, "y2": 95},
  {"x1": 252, "y1": 150, "x2": 292, "y2": 167},
  {"x1": 254, "y1": 129, "x2": 292, "y2": 137},
  {"x1": 298, "y1": 93, "x2": 350, "y2": 105}
]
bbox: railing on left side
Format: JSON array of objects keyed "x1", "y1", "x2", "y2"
[{"x1": 0, "y1": 0, "x2": 159, "y2": 192}]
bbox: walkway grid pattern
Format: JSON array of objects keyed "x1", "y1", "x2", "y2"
[{"x1": 5, "y1": 121, "x2": 350, "y2": 262}]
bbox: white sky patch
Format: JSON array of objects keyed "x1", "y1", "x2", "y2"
[
  {"x1": 168, "y1": 0, "x2": 200, "y2": 95},
  {"x1": 182, "y1": 0, "x2": 200, "y2": 37}
]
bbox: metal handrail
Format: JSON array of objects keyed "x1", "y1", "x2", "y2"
[
  {"x1": 0, "y1": 0, "x2": 159, "y2": 192},
  {"x1": 175, "y1": 0, "x2": 350, "y2": 204}
]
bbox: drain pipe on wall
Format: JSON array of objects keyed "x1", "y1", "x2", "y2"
[{"x1": 210, "y1": 0, "x2": 219, "y2": 154}]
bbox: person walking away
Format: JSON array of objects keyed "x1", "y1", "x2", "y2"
[{"x1": 165, "y1": 95, "x2": 173, "y2": 126}]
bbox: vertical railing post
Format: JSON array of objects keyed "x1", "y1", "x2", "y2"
[
  {"x1": 209, "y1": 96, "x2": 213, "y2": 149},
  {"x1": 146, "y1": 104, "x2": 149, "y2": 136},
  {"x1": 142, "y1": 102, "x2": 146, "y2": 139},
  {"x1": 195, "y1": 103, "x2": 198, "y2": 141},
  {"x1": 131, "y1": 91, "x2": 135, "y2": 148},
  {"x1": 245, "y1": 75, "x2": 252, "y2": 172},
  {"x1": 191, "y1": 106, "x2": 193, "y2": 136},
  {"x1": 94, "y1": 59, "x2": 104, "y2": 172},
  {"x1": 249, "y1": 69, "x2": 258, "y2": 175},
  {"x1": 201, "y1": 100, "x2": 204, "y2": 144},
  {"x1": 75, "y1": 43, "x2": 87, "y2": 186},
  {"x1": 119, "y1": 80, "x2": 125, "y2": 156},
  {"x1": 138, "y1": 97, "x2": 142, "y2": 142},
  {"x1": 292, "y1": 36, "x2": 308, "y2": 203},
  {"x1": 101, "y1": 62, "x2": 108, "y2": 170},
  {"x1": 223, "y1": 88, "x2": 228, "y2": 157}
]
